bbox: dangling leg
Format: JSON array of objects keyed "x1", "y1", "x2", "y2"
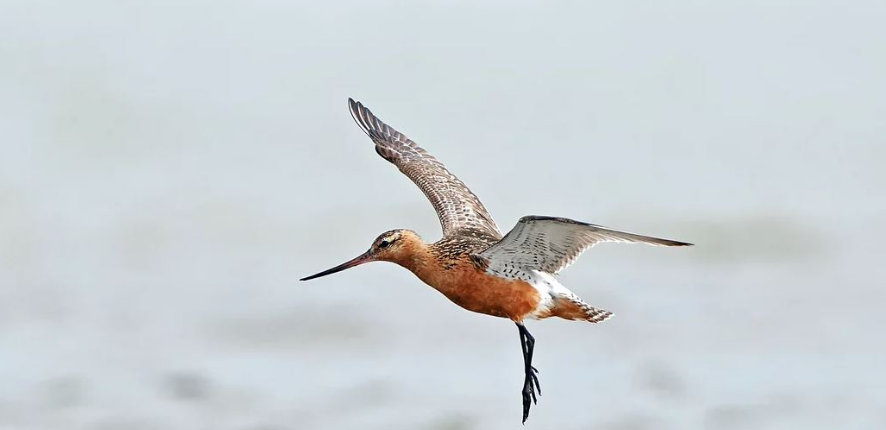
[{"x1": 516, "y1": 322, "x2": 541, "y2": 423}]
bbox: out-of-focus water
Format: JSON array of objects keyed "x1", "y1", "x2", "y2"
[{"x1": 2, "y1": 1, "x2": 885, "y2": 429}]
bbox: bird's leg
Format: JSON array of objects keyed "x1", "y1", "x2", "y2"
[{"x1": 516, "y1": 322, "x2": 541, "y2": 423}]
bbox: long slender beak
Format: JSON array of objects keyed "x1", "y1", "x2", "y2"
[{"x1": 300, "y1": 251, "x2": 373, "y2": 281}]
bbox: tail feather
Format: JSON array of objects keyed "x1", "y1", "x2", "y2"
[{"x1": 551, "y1": 292, "x2": 613, "y2": 323}]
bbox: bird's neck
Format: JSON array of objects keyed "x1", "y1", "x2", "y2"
[
  {"x1": 394, "y1": 240, "x2": 485, "y2": 302},
  {"x1": 384, "y1": 239, "x2": 443, "y2": 286}
]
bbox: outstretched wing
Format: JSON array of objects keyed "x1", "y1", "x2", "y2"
[
  {"x1": 349, "y1": 98, "x2": 501, "y2": 238},
  {"x1": 478, "y1": 216, "x2": 692, "y2": 275}
]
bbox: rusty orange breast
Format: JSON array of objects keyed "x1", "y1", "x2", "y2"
[
  {"x1": 379, "y1": 233, "x2": 541, "y2": 321},
  {"x1": 415, "y1": 259, "x2": 541, "y2": 321}
]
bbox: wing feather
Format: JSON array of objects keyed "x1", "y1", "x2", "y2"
[
  {"x1": 348, "y1": 98, "x2": 501, "y2": 237},
  {"x1": 479, "y1": 216, "x2": 692, "y2": 275}
]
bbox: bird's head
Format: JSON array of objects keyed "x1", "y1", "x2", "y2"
[{"x1": 300, "y1": 229, "x2": 422, "y2": 281}]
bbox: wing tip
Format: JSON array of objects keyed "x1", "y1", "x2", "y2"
[
  {"x1": 659, "y1": 239, "x2": 694, "y2": 247},
  {"x1": 519, "y1": 215, "x2": 693, "y2": 247},
  {"x1": 348, "y1": 97, "x2": 393, "y2": 143},
  {"x1": 348, "y1": 97, "x2": 373, "y2": 137}
]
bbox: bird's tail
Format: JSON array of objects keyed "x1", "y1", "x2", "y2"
[{"x1": 551, "y1": 292, "x2": 614, "y2": 323}]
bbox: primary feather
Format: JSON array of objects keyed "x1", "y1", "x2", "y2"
[
  {"x1": 479, "y1": 216, "x2": 692, "y2": 275},
  {"x1": 348, "y1": 98, "x2": 501, "y2": 238}
]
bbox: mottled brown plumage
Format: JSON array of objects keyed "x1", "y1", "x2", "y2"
[{"x1": 349, "y1": 98, "x2": 502, "y2": 238}]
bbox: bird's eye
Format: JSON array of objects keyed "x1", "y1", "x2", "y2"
[{"x1": 379, "y1": 240, "x2": 390, "y2": 248}]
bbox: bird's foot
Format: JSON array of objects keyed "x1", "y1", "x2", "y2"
[{"x1": 521, "y1": 366, "x2": 541, "y2": 424}]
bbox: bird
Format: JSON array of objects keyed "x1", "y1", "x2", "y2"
[{"x1": 301, "y1": 98, "x2": 693, "y2": 423}]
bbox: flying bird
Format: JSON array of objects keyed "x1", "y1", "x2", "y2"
[{"x1": 301, "y1": 98, "x2": 693, "y2": 423}]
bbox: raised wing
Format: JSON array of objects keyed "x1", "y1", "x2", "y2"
[
  {"x1": 478, "y1": 216, "x2": 692, "y2": 275},
  {"x1": 349, "y1": 98, "x2": 501, "y2": 238}
]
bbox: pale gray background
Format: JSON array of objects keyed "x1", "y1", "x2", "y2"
[{"x1": 1, "y1": 1, "x2": 884, "y2": 429}]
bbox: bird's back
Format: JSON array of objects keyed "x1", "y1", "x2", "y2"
[{"x1": 430, "y1": 229, "x2": 501, "y2": 267}]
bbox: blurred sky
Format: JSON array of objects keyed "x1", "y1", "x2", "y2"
[{"x1": 1, "y1": 1, "x2": 885, "y2": 429}]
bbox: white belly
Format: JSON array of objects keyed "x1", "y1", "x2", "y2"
[{"x1": 523, "y1": 270, "x2": 572, "y2": 320}]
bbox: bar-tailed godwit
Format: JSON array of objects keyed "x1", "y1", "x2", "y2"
[{"x1": 301, "y1": 98, "x2": 692, "y2": 423}]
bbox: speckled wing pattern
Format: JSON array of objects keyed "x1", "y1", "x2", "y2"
[
  {"x1": 349, "y1": 98, "x2": 501, "y2": 238},
  {"x1": 479, "y1": 216, "x2": 692, "y2": 275}
]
